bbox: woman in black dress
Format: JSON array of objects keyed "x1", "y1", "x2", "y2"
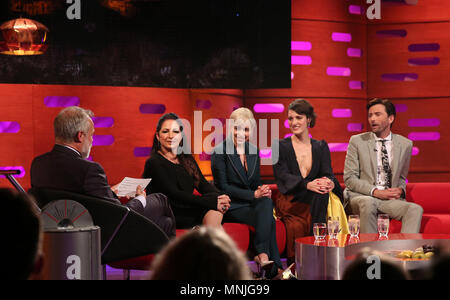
[
  {"x1": 272, "y1": 99, "x2": 343, "y2": 263},
  {"x1": 143, "y1": 113, "x2": 231, "y2": 229}
]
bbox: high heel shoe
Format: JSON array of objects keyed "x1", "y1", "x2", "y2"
[
  {"x1": 273, "y1": 263, "x2": 297, "y2": 280},
  {"x1": 254, "y1": 256, "x2": 274, "y2": 279}
]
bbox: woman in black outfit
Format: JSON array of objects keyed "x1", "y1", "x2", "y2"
[{"x1": 143, "y1": 113, "x2": 231, "y2": 229}]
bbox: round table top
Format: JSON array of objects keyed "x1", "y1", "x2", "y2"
[{"x1": 296, "y1": 233, "x2": 450, "y2": 248}]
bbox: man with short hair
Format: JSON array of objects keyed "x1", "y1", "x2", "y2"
[
  {"x1": 343, "y1": 98, "x2": 423, "y2": 233},
  {"x1": 31, "y1": 106, "x2": 175, "y2": 238}
]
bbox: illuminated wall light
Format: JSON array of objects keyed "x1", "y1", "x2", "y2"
[
  {"x1": 92, "y1": 135, "x2": 115, "y2": 146},
  {"x1": 395, "y1": 104, "x2": 408, "y2": 112},
  {"x1": 332, "y1": 109, "x2": 352, "y2": 118},
  {"x1": 134, "y1": 147, "x2": 151, "y2": 157},
  {"x1": 408, "y1": 132, "x2": 440, "y2": 141},
  {"x1": 291, "y1": 55, "x2": 312, "y2": 65},
  {"x1": 253, "y1": 104, "x2": 284, "y2": 113},
  {"x1": 349, "y1": 80, "x2": 363, "y2": 90},
  {"x1": 331, "y1": 32, "x2": 352, "y2": 42},
  {"x1": 408, "y1": 118, "x2": 440, "y2": 127},
  {"x1": 196, "y1": 99, "x2": 212, "y2": 110},
  {"x1": 139, "y1": 104, "x2": 166, "y2": 114},
  {"x1": 0, "y1": 121, "x2": 20, "y2": 133},
  {"x1": 328, "y1": 143, "x2": 349, "y2": 152},
  {"x1": 0, "y1": 166, "x2": 25, "y2": 178},
  {"x1": 327, "y1": 67, "x2": 351, "y2": 77},
  {"x1": 291, "y1": 41, "x2": 312, "y2": 51},
  {"x1": 44, "y1": 96, "x2": 80, "y2": 107},
  {"x1": 291, "y1": 72, "x2": 294, "y2": 80},
  {"x1": 376, "y1": 30, "x2": 407, "y2": 38},
  {"x1": 259, "y1": 149, "x2": 272, "y2": 159},
  {"x1": 347, "y1": 123, "x2": 363, "y2": 132},
  {"x1": 91, "y1": 117, "x2": 114, "y2": 128},
  {"x1": 348, "y1": 5, "x2": 364, "y2": 15},
  {"x1": 381, "y1": 73, "x2": 418, "y2": 81},
  {"x1": 284, "y1": 133, "x2": 293, "y2": 139},
  {"x1": 284, "y1": 119, "x2": 290, "y2": 129},
  {"x1": 412, "y1": 147, "x2": 420, "y2": 156},
  {"x1": 347, "y1": 48, "x2": 362, "y2": 57},
  {"x1": 408, "y1": 43, "x2": 440, "y2": 52},
  {"x1": 408, "y1": 57, "x2": 440, "y2": 66}
]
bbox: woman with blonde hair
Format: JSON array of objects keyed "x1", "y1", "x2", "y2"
[{"x1": 211, "y1": 107, "x2": 282, "y2": 278}]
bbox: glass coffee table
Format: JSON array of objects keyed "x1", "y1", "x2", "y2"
[{"x1": 295, "y1": 233, "x2": 450, "y2": 280}]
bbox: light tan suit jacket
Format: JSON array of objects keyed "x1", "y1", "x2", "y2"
[{"x1": 343, "y1": 132, "x2": 413, "y2": 204}]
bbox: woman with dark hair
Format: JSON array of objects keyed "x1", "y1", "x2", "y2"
[
  {"x1": 272, "y1": 99, "x2": 345, "y2": 264},
  {"x1": 143, "y1": 113, "x2": 231, "y2": 229}
]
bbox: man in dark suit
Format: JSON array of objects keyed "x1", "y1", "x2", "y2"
[{"x1": 31, "y1": 106, "x2": 176, "y2": 238}]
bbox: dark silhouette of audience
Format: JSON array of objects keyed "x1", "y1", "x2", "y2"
[
  {"x1": 148, "y1": 226, "x2": 252, "y2": 280},
  {"x1": 3, "y1": 188, "x2": 44, "y2": 279}
]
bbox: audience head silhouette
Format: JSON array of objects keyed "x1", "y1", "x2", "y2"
[{"x1": 149, "y1": 226, "x2": 252, "y2": 280}]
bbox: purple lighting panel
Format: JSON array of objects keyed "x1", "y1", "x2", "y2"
[
  {"x1": 0, "y1": 121, "x2": 20, "y2": 133},
  {"x1": 349, "y1": 80, "x2": 363, "y2": 90},
  {"x1": 376, "y1": 30, "x2": 407, "y2": 38},
  {"x1": 332, "y1": 109, "x2": 352, "y2": 118},
  {"x1": 196, "y1": 99, "x2": 212, "y2": 109},
  {"x1": 408, "y1": 118, "x2": 440, "y2": 127},
  {"x1": 395, "y1": 104, "x2": 408, "y2": 112},
  {"x1": 408, "y1": 43, "x2": 440, "y2": 52},
  {"x1": 139, "y1": 104, "x2": 166, "y2": 114},
  {"x1": 327, "y1": 67, "x2": 351, "y2": 77},
  {"x1": 0, "y1": 166, "x2": 25, "y2": 178},
  {"x1": 408, "y1": 132, "x2": 440, "y2": 141},
  {"x1": 347, "y1": 48, "x2": 362, "y2": 57},
  {"x1": 253, "y1": 104, "x2": 284, "y2": 113},
  {"x1": 348, "y1": 5, "x2": 364, "y2": 15},
  {"x1": 382, "y1": 73, "x2": 418, "y2": 81},
  {"x1": 332, "y1": 32, "x2": 352, "y2": 42},
  {"x1": 347, "y1": 123, "x2": 363, "y2": 132},
  {"x1": 134, "y1": 147, "x2": 151, "y2": 157},
  {"x1": 328, "y1": 143, "x2": 349, "y2": 152},
  {"x1": 93, "y1": 135, "x2": 115, "y2": 146},
  {"x1": 291, "y1": 41, "x2": 312, "y2": 51},
  {"x1": 412, "y1": 147, "x2": 420, "y2": 156},
  {"x1": 92, "y1": 117, "x2": 114, "y2": 128},
  {"x1": 408, "y1": 57, "x2": 440, "y2": 66},
  {"x1": 199, "y1": 152, "x2": 212, "y2": 161},
  {"x1": 291, "y1": 56, "x2": 312, "y2": 65},
  {"x1": 259, "y1": 149, "x2": 272, "y2": 159},
  {"x1": 44, "y1": 96, "x2": 80, "y2": 107}
]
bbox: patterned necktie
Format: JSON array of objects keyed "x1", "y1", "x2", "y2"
[{"x1": 379, "y1": 139, "x2": 392, "y2": 188}]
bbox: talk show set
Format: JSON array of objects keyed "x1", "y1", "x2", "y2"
[{"x1": 2, "y1": 0, "x2": 450, "y2": 286}]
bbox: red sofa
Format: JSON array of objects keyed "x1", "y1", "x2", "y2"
[{"x1": 390, "y1": 182, "x2": 450, "y2": 234}]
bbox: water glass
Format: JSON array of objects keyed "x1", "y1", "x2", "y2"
[
  {"x1": 377, "y1": 214, "x2": 390, "y2": 237},
  {"x1": 348, "y1": 215, "x2": 360, "y2": 237},
  {"x1": 327, "y1": 216, "x2": 340, "y2": 239},
  {"x1": 313, "y1": 223, "x2": 327, "y2": 240}
]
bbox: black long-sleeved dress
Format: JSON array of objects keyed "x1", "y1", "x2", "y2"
[{"x1": 143, "y1": 153, "x2": 220, "y2": 229}]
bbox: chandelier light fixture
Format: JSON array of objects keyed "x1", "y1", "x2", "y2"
[{"x1": 0, "y1": 18, "x2": 49, "y2": 55}]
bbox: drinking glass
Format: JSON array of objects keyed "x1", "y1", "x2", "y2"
[
  {"x1": 313, "y1": 223, "x2": 327, "y2": 240},
  {"x1": 377, "y1": 214, "x2": 389, "y2": 237},
  {"x1": 348, "y1": 215, "x2": 360, "y2": 237},
  {"x1": 327, "y1": 216, "x2": 339, "y2": 239}
]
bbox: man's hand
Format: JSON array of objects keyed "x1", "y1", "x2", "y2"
[
  {"x1": 111, "y1": 183, "x2": 119, "y2": 195},
  {"x1": 373, "y1": 188, "x2": 402, "y2": 200},
  {"x1": 136, "y1": 185, "x2": 146, "y2": 198}
]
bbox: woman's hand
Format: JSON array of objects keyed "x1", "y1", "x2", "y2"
[
  {"x1": 307, "y1": 178, "x2": 333, "y2": 194},
  {"x1": 217, "y1": 194, "x2": 231, "y2": 214},
  {"x1": 254, "y1": 185, "x2": 272, "y2": 199}
]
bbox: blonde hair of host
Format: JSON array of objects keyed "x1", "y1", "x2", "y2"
[
  {"x1": 149, "y1": 226, "x2": 252, "y2": 280},
  {"x1": 227, "y1": 107, "x2": 257, "y2": 148}
]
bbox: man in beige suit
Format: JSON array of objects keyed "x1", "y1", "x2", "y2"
[{"x1": 344, "y1": 98, "x2": 423, "y2": 233}]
